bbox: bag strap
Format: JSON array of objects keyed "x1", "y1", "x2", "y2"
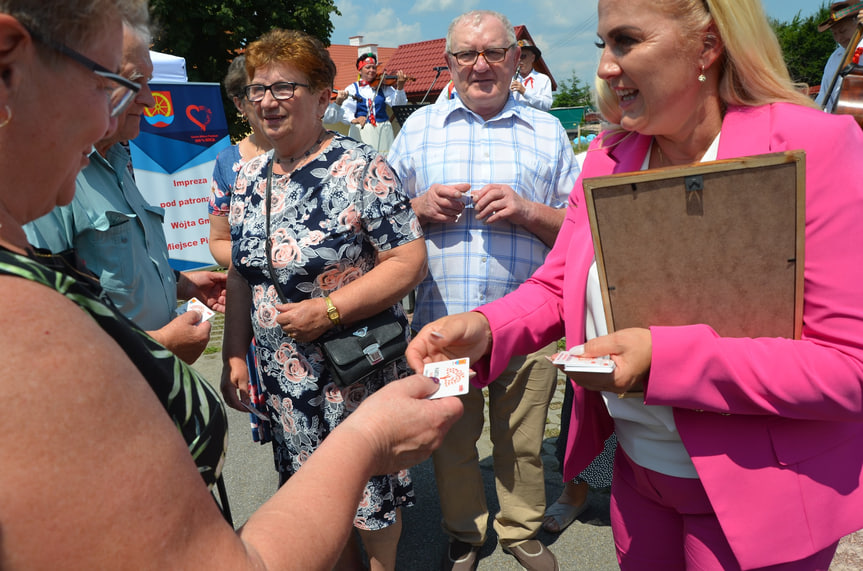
[{"x1": 264, "y1": 158, "x2": 289, "y2": 304}]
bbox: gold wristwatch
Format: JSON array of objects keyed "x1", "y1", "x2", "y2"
[{"x1": 324, "y1": 296, "x2": 341, "y2": 326}]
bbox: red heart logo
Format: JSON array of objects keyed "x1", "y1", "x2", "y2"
[{"x1": 186, "y1": 105, "x2": 212, "y2": 132}]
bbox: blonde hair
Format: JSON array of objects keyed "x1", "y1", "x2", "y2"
[{"x1": 595, "y1": 0, "x2": 815, "y2": 125}]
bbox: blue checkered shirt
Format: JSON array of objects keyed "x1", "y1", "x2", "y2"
[{"x1": 388, "y1": 96, "x2": 579, "y2": 330}]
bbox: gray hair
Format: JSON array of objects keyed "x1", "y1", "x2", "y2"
[
  {"x1": 123, "y1": 0, "x2": 152, "y2": 46},
  {"x1": 223, "y1": 55, "x2": 247, "y2": 100},
  {"x1": 0, "y1": 0, "x2": 146, "y2": 56},
  {"x1": 445, "y1": 10, "x2": 516, "y2": 53}
]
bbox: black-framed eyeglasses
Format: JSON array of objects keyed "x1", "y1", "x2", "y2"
[
  {"x1": 449, "y1": 45, "x2": 514, "y2": 66},
  {"x1": 25, "y1": 27, "x2": 140, "y2": 117},
  {"x1": 244, "y1": 82, "x2": 309, "y2": 102}
]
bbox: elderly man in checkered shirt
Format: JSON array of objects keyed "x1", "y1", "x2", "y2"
[{"x1": 388, "y1": 10, "x2": 579, "y2": 571}]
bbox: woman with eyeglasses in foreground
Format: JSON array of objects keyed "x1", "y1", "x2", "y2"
[
  {"x1": 219, "y1": 28, "x2": 430, "y2": 571},
  {"x1": 0, "y1": 3, "x2": 460, "y2": 568},
  {"x1": 407, "y1": 0, "x2": 863, "y2": 569}
]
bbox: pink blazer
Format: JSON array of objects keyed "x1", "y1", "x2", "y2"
[{"x1": 476, "y1": 103, "x2": 863, "y2": 569}]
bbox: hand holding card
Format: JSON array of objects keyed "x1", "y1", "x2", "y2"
[
  {"x1": 425, "y1": 358, "x2": 471, "y2": 399},
  {"x1": 177, "y1": 297, "x2": 215, "y2": 322}
]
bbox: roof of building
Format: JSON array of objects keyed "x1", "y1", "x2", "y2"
[
  {"x1": 328, "y1": 25, "x2": 556, "y2": 103},
  {"x1": 384, "y1": 38, "x2": 450, "y2": 103}
]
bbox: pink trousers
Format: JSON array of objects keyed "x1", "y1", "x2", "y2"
[{"x1": 611, "y1": 447, "x2": 838, "y2": 570}]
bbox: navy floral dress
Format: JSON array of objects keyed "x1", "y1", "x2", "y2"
[{"x1": 229, "y1": 134, "x2": 423, "y2": 530}]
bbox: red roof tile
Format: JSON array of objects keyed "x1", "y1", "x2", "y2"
[{"x1": 385, "y1": 38, "x2": 450, "y2": 103}]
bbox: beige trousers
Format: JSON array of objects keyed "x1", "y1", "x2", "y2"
[{"x1": 431, "y1": 342, "x2": 558, "y2": 548}]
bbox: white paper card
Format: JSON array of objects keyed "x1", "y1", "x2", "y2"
[
  {"x1": 424, "y1": 358, "x2": 471, "y2": 399},
  {"x1": 177, "y1": 297, "x2": 215, "y2": 322}
]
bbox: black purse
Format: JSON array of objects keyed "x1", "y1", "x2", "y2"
[
  {"x1": 316, "y1": 311, "x2": 408, "y2": 387},
  {"x1": 264, "y1": 156, "x2": 409, "y2": 388}
]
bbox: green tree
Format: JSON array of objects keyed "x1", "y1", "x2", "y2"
[
  {"x1": 772, "y1": 6, "x2": 836, "y2": 90},
  {"x1": 552, "y1": 72, "x2": 593, "y2": 109},
  {"x1": 150, "y1": 0, "x2": 340, "y2": 139}
]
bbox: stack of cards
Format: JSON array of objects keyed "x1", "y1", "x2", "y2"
[
  {"x1": 550, "y1": 346, "x2": 616, "y2": 374},
  {"x1": 177, "y1": 297, "x2": 216, "y2": 322},
  {"x1": 424, "y1": 358, "x2": 471, "y2": 399}
]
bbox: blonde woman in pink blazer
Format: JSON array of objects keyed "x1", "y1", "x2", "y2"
[{"x1": 406, "y1": 0, "x2": 863, "y2": 568}]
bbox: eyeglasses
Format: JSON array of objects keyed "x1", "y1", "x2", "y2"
[
  {"x1": 244, "y1": 82, "x2": 309, "y2": 102},
  {"x1": 449, "y1": 45, "x2": 514, "y2": 66},
  {"x1": 25, "y1": 27, "x2": 140, "y2": 117}
]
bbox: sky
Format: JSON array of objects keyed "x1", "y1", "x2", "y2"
[{"x1": 330, "y1": 0, "x2": 828, "y2": 92}]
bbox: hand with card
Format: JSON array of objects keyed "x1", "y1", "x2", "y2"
[
  {"x1": 406, "y1": 312, "x2": 494, "y2": 376},
  {"x1": 424, "y1": 358, "x2": 471, "y2": 399},
  {"x1": 148, "y1": 308, "x2": 212, "y2": 365},
  {"x1": 336, "y1": 374, "x2": 464, "y2": 474},
  {"x1": 410, "y1": 182, "x2": 470, "y2": 224},
  {"x1": 560, "y1": 329, "x2": 651, "y2": 396},
  {"x1": 176, "y1": 270, "x2": 227, "y2": 313},
  {"x1": 177, "y1": 297, "x2": 216, "y2": 322}
]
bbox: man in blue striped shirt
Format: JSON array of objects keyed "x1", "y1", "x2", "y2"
[{"x1": 388, "y1": 10, "x2": 579, "y2": 571}]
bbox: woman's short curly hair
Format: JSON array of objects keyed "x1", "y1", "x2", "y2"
[{"x1": 244, "y1": 28, "x2": 336, "y2": 94}]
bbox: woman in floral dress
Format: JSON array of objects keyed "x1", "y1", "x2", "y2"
[{"x1": 219, "y1": 29, "x2": 427, "y2": 571}]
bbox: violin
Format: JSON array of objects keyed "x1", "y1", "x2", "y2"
[
  {"x1": 368, "y1": 73, "x2": 416, "y2": 88},
  {"x1": 834, "y1": 65, "x2": 863, "y2": 128},
  {"x1": 330, "y1": 70, "x2": 417, "y2": 103}
]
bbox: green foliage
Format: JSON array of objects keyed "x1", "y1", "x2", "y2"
[
  {"x1": 149, "y1": 0, "x2": 340, "y2": 140},
  {"x1": 771, "y1": 6, "x2": 837, "y2": 89},
  {"x1": 552, "y1": 71, "x2": 593, "y2": 109}
]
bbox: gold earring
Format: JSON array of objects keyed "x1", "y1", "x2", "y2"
[
  {"x1": 698, "y1": 66, "x2": 707, "y2": 83},
  {"x1": 0, "y1": 105, "x2": 12, "y2": 128}
]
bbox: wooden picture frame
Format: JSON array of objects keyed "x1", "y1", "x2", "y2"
[{"x1": 583, "y1": 151, "x2": 805, "y2": 340}]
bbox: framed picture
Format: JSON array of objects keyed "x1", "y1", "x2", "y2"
[{"x1": 583, "y1": 150, "x2": 805, "y2": 340}]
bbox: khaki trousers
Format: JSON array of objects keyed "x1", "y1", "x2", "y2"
[{"x1": 431, "y1": 342, "x2": 558, "y2": 548}]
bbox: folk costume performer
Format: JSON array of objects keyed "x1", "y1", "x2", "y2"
[{"x1": 340, "y1": 52, "x2": 407, "y2": 153}]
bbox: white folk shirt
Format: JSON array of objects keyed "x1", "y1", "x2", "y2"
[{"x1": 513, "y1": 68, "x2": 552, "y2": 111}]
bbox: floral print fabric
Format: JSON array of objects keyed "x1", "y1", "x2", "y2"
[{"x1": 229, "y1": 134, "x2": 422, "y2": 530}]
